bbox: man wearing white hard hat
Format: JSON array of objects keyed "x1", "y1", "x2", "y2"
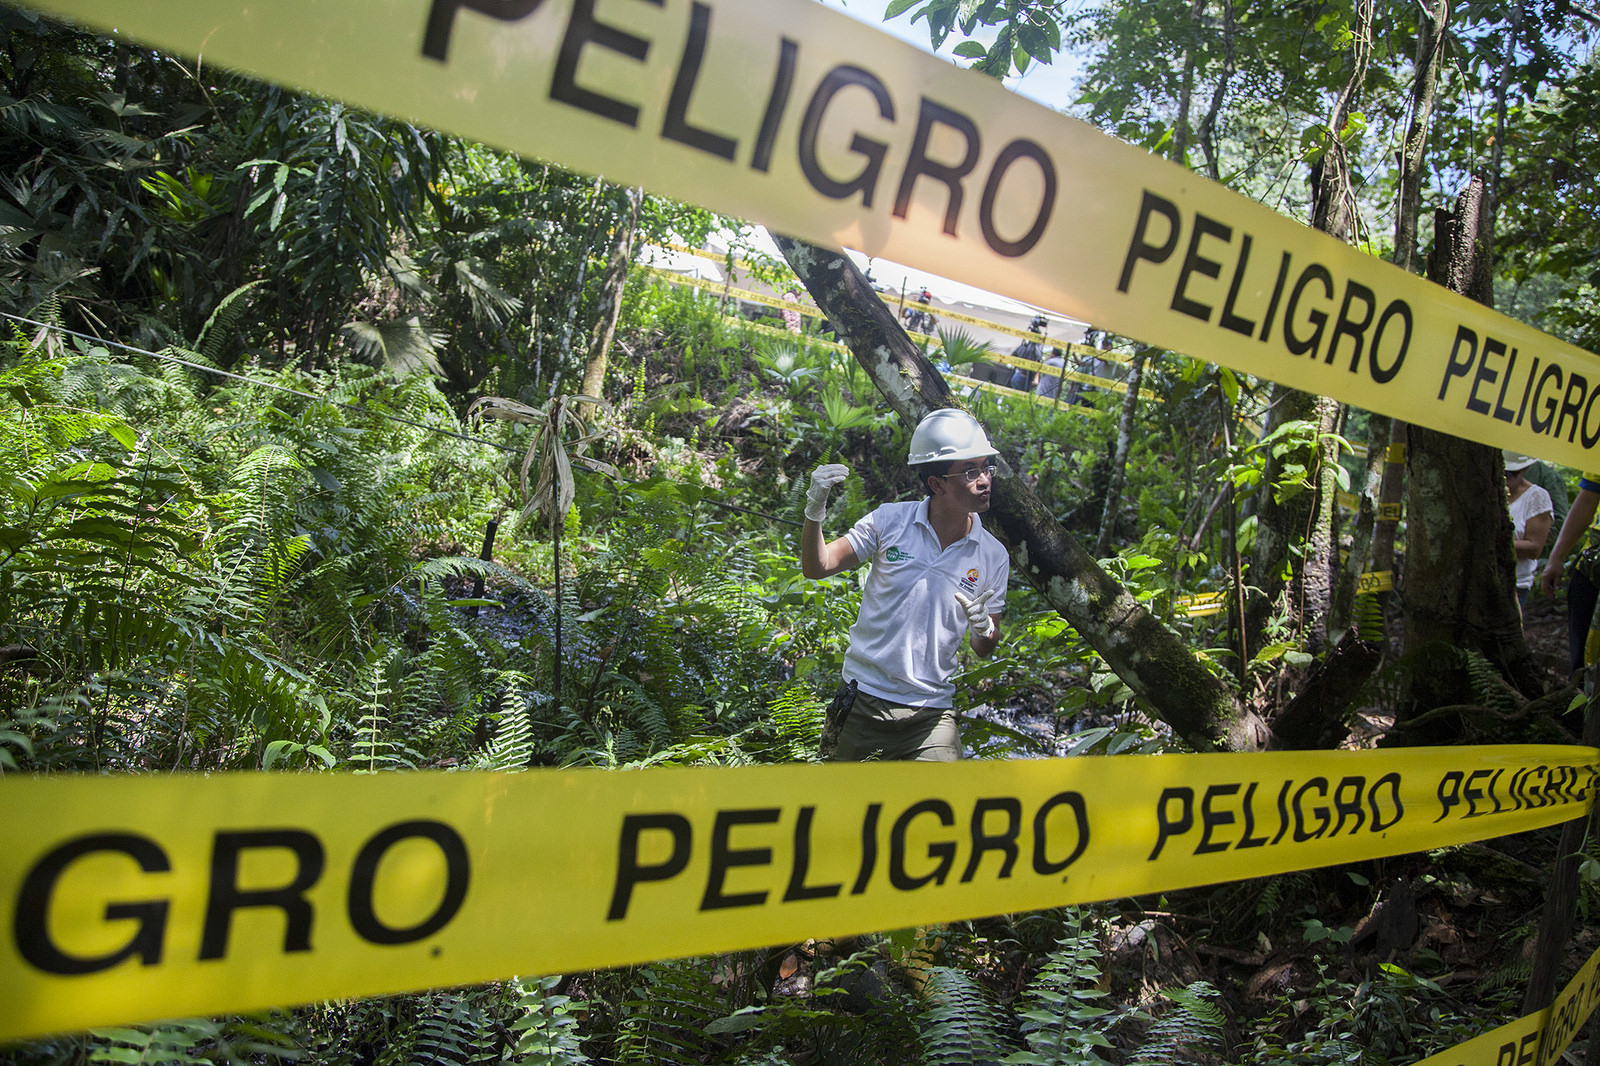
[{"x1": 800, "y1": 409, "x2": 1010, "y2": 761}]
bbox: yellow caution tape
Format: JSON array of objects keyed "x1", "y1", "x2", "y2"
[
  {"x1": 1412, "y1": 939, "x2": 1600, "y2": 1066},
  {"x1": 657, "y1": 240, "x2": 1135, "y2": 361},
  {"x1": 1, "y1": 747, "x2": 1593, "y2": 1040},
  {"x1": 1334, "y1": 493, "x2": 1403, "y2": 521},
  {"x1": 643, "y1": 268, "x2": 1146, "y2": 400},
  {"x1": 18, "y1": 0, "x2": 1592, "y2": 465},
  {"x1": 1176, "y1": 572, "x2": 1391, "y2": 616}
]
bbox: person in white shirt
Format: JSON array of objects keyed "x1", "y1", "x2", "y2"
[
  {"x1": 1505, "y1": 451, "x2": 1553, "y2": 610},
  {"x1": 800, "y1": 409, "x2": 1009, "y2": 761}
]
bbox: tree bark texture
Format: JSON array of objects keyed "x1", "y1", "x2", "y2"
[
  {"x1": 580, "y1": 185, "x2": 644, "y2": 409},
  {"x1": 1244, "y1": 387, "x2": 1342, "y2": 655},
  {"x1": 1400, "y1": 180, "x2": 1542, "y2": 721},
  {"x1": 1096, "y1": 345, "x2": 1148, "y2": 558},
  {"x1": 1248, "y1": 0, "x2": 1370, "y2": 663},
  {"x1": 774, "y1": 234, "x2": 1266, "y2": 753}
]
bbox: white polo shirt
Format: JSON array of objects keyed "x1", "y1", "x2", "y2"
[{"x1": 842, "y1": 499, "x2": 1009, "y2": 707}]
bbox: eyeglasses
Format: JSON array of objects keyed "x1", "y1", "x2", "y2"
[{"x1": 939, "y1": 464, "x2": 997, "y2": 484}]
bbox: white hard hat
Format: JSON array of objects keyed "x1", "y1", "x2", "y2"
[{"x1": 907, "y1": 409, "x2": 999, "y2": 466}]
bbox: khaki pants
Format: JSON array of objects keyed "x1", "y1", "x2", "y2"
[{"x1": 832, "y1": 691, "x2": 961, "y2": 762}]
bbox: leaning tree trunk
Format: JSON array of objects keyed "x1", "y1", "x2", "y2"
[
  {"x1": 1398, "y1": 178, "x2": 1542, "y2": 733},
  {"x1": 580, "y1": 185, "x2": 643, "y2": 408},
  {"x1": 774, "y1": 234, "x2": 1266, "y2": 753}
]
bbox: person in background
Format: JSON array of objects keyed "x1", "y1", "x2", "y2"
[
  {"x1": 800, "y1": 409, "x2": 1008, "y2": 762},
  {"x1": 781, "y1": 289, "x2": 803, "y2": 334},
  {"x1": 1523, "y1": 458, "x2": 1570, "y2": 559},
  {"x1": 1008, "y1": 314, "x2": 1048, "y2": 392},
  {"x1": 1036, "y1": 347, "x2": 1067, "y2": 400},
  {"x1": 1505, "y1": 452, "x2": 1553, "y2": 611},
  {"x1": 901, "y1": 289, "x2": 937, "y2": 335},
  {"x1": 1542, "y1": 469, "x2": 1600, "y2": 676}
]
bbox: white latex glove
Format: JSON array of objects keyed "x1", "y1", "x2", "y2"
[
  {"x1": 805, "y1": 463, "x2": 849, "y2": 522},
  {"x1": 954, "y1": 589, "x2": 996, "y2": 639}
]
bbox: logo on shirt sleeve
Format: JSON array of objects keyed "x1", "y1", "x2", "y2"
[{"x1": 885, "y1": 546, "x2": 914, "y2": 562}]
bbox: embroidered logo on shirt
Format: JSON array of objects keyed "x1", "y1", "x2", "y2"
[{"x1": 885, "y1": 546, "x2": 913, "y2": 562}]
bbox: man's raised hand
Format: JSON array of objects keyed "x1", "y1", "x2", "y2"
[{"x1": 805, "y1": 463, "x2": 850, "y2": 522}]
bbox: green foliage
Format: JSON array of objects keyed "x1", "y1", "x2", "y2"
[
  {"x1": 917, "y1": 966, "x2": 1011, "y2": 1064},
  {"x1": 1129, "y1": 982, "x2": 1224, "y2": 1066},
  {"x1": 1006, "y1": 917, "x2": 1121, "y2": 1065}
]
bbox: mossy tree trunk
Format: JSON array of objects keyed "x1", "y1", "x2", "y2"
[
  {"x1": 774, "y1": 233, "x2": 1266, "y2": 753},
  {"x1": 1398, "y1": 179, "x2": 1542, "y2": 731}
]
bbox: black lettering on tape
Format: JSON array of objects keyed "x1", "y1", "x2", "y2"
[
  {"x1": 1467, "y1": 336, "x2": 1508, "y2": 415},
  {"x1": 1237, "y1": 782, "x2": 1270, "y2": 848},
  {"x1": 1369, "y1": 772, "x2": 1403, "y2": 832},
  {"x1": 1218, "y1": 233, "x2": 1258, "y2": 336},
  {"x1": 347, "y1": 821, "x2": 470, "y2": 945},
  {"x1": 16, "y1": 833, "x2": 171, "y2": 976},
  {"x1": 1148, "y1": 786, "x2": 1193, "y2": 860},
  {"x1": 960, "y1": 796, "x2": 1021, "y2": 882},
  {"x1": 798, "y1": 65, "x2": 894, "y2": 206},
  {"x1": 1369, "y1": 301, "x2": 1411, "y2": 383},
  {"x1": 701, "y1": 808, "x2": 779, "y2": 911},
  {"x1": 889, "y1": 799, "x2": 955, "y2": 890},
  {"x1": 1032, "y1": 791, "x2": 1089, "y2": 875},
  {"x1": 1117, "y1": 191, "x2": 1181, "y2": 294},
  {"x1": 784, "y1": 806, "x2": 843, "y2": 902},
  {"x1": 1283, "y1": 264, "x2": 1334, "y2": 358},
  {"x1": 422, "y1": 0, "x2": 544, "y2": 63},
  {"x1": 1291, "y1": 777, "x2": 1330, "y2": 843},
  {"x1": 851, "y1": 802, "x2": 881, "y2": 895},
  {"x1": 1531, "y1": 362, "x2": 1563, "y2": 434},
  {"x1": 1258, "y1": 251, "x2": 1292, "y2": 342},
  {"x1": 750, "y1": 38, "x2": 799, "y2": 173},
  {"x1": 1330, "y1": 776, "x2": 1365, "y2": 836},
  {"x1": 893, "y1": 99, "x2": 981, "y2": 236},
  {"x1": 1494, "y1": 347, "x2": 1521, "y2": 422},
  {"x1": 1170, "y1": 214, "x2": 1231, "y2": 322},
  {"x1": 608, "y1": 813, "x2": 691, "y2": 921},
  {"x1": 200, "y1": 829, "x2": 325, "y2": 960},
  {"x1": 1583, "y1": 382, "x2": 1600, "y2": 448},
  {"x1": 550, "y1": 0, "x2": 660, "y2": 128},
  {"x1": 1559, "y1": 375, "x2": 1590, "y2": 442},
  {"x1": 977, "y1": 138, "x2": 1056, "y2": 257},
  {"x1": 1515, "y1": 356, "x2": 1541, "y2": 426},
  {"x1": 1435, "y1": 770, "x2": 1463, "y2": 822},
  {"x1": 1439, "y1": 326, "x2": 1477, "y2": 401},
  {"x1": 1326, "y1": 281, "x2": 1375, "y2": 371},
  {"x1": 1196, "y1": 783, "x2": 1240, "y2": 854},
  {"x1": 1463, "y1": 769, "x2": 1492, "y2": 818},
  {"x1": 662, "y1": 2, "x2": 737, "y2": 161}
]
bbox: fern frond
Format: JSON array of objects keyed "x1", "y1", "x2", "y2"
[
  {"x1": 1128, "y1": 981, "x2": 1224, "y2": 1066},
  {"x1": 916, "y1": 966, "x2": 1010, "y2": 1066}
]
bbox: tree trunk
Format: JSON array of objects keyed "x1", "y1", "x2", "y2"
[
  {"x1": 1244, "y1": 387, "x2": 1341, "y2": 655},
  {"x1": 1246, "y1": 0, "x2": 1370, "y2": 658},
  {"x1": 1095, "y1": 346, "x2": 1148, "y2": 558},
  {"x1": 774, "y1": 234, "x2": 1266, "y2": 753},
  {"x1": 1398, "y1": 180, "x2": 1541, "y2": 734},
  {"x1": 579, "y1": 185, "x2": 643, "y2": 408},
  {"x1": 1346, "y1": 0, "x2": 1446, "y2": 647}
]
